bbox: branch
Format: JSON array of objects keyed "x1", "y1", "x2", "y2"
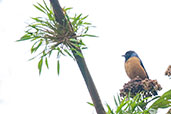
[
  {"x1": 49, "y1": 0, "x2": 106, "y2": 114},
  {"x1": 49, "y1": 0, "x2": 66, "y2": 26}
]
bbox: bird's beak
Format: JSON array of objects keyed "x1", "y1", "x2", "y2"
[{"x1": 122, "y1": 55, "x2": 125, "y2": 57}]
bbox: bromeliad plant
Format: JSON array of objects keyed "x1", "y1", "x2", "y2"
[{"x1": 17, "y1": 0, "x2": 95, "y2": 74}]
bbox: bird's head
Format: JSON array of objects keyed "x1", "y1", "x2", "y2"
[{"x1": 122, "y1": 50, "x2": 139, "y2": 62}]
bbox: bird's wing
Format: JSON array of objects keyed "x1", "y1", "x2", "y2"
[{"x1": 140, "y1": 60, "x2": 149, "y2": 79}]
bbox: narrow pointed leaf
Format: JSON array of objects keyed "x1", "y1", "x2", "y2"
[
  {"x1": 37, "y1": 3, "x2": 46, "y2": 12},
  {"x1": 38, "y1": 58, "x2": 43, "y2": 75},
  {"x1": 32, "y1": 39, "x2": 43, "y2": 53},
  {"x1": 83, "y1": 22, "x2": 91, "y2": 25},
  {"x1": 57, "y1": 60, "x2": 60, "y2": 75},
  {"x1": 114, "y1": 96, "x2": 118, "y2": 107},
  {"x1": 64, "y1": 49, "x2": 74, "y2": 59},
  {"x1": 81, "y1": 47, "x2": 88, "y2": 50},
  {"x1": 63, "y1": 7, "x2": 73, "y2": 12},
  {"x1": 106, "y1": 103, "x2": 114, "y2": 114},
  {"x1": 150, "y1": 89, "x2": 171, "y2": 109},
  {"x1": 17, "y1": 34, "x2": 32, "y2": 42},
  {"x1": 45, "y1": 58, "x2": 49, "y2": 69},
  {"x1": 82, "y1": 34, "x2": 97, "y2": 37},
  {"x1": 33, "y1": 4, "x2": 46, "y2": 14},
  {"x1": 28, "y1": 56, "x2": 37, "y2": 61},
  {"x1": 81, "y1": 15, "x2": 88, "y2": 21},
  {"x1": 75, "y1": 50, "x2": 83, "y2": 58},
  {"x1": 87, "y1": 102, "x2": 94, "y2": 107},
  {"x1": 43, "y1": 0, "x2": 51, "y2": 13}
]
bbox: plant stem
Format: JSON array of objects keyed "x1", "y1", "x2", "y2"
[
  {"x1": 72, "y1": 49, "x2": 106, "y2": 114},
  {"x1": 49, "y1": 0, "x2": 106, "y2": 114},
  {"x1": 49, "y1": 0, "x2": 66, "y2": 26}
]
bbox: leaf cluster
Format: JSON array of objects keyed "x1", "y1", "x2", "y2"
[
  {"x1": 17, "y1": 0, "x2": 96, "y2": 75},
  {"x1": 105, "y1": 89, "x2": 171, "y2": 114},
  {"x1": 150, "y1": 89, "x2": 171, "y2": 109},
  {"x1": 110, "y1": 94, "x2": 150, "y2": 114}
]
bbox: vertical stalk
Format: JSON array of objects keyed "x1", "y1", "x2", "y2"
[
  {"x1": 49, "y1": 0, "x2": 106, "y2": 114},
  {"x1": 72, "y1": 49, "x2": 106, "y2": 114}
]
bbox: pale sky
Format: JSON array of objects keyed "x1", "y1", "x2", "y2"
[{"x1": 0, "y1": 0, "x2": 171, "y2": 114}]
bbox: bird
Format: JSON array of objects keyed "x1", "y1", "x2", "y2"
[{"x1": 122, "y1": 50, "x2": 149, "y2": 80}]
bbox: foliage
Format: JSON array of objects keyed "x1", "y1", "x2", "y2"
[
  {"x1": 112, "y1": 94, "x2": 150, "y2": 114},
  {"x1": 105, "y1": 89, "x2": 171, "y2": 114},
  {"x1": 17, "y1": 0, "x2": 96, "y2": 75},
  {"x1": 150, "y1": 89, "x2": 171, "y2": 109}
]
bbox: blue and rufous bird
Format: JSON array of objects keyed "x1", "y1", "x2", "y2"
[{"x1": 122, "y1": 50, "x2": 149, "y2": 80}]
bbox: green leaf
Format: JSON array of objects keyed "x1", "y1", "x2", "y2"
[
  {"x1": 30, "y1": 35, "x2": 41, "y2": 41},
  {"x1": 81, "y1": 47, "x2": 88, "y2": 50},
  {"x1": 31, "y1": 17, "x2": 46, "y2": 24},
  {"x1": 107, "y1": 104, "x2": 114, "y2": 114},
  {"x1": 48, "y1": 50, "x2": 53, "y2": 57},
  {"x1": 81, "y1": 15, "x2": 88, "y2": 21},
  {"x1": 79, "y1": 39, "x2": 85, "y2": 45},
  {"x1": 117, "y1": 94, "x2": 121, "y2": 105},
  {"x1": 83, "y1": 22, "x2": 91, "y2": 25},
  {"x1": 64, "y1": 49, "x2": 74, "y2": 59},
  {"x1": 76, "y1": 50, "x2": 83, "y2": 58},
  {"x1": 63, "y1": 7, "x2": 73, "y2": 12},
  {"x1": 114, "y1": 96, "x2": 119, "y2": 108},
  {"x1": 37, "y1": 3, "x2": 46, "y2": 12},
  {"x1": 76, "y1": 14, "x2": 82, "y2": 20},
  {"x1": 70, "y1": 42, "x2": 81, "y2": 48},
  {"x1": 33, "y1": 4, "x2": 46, "y2": 14},
  {"x1": 87, "y1": 102, "x2": 94, "y2": 107},
  {"x1": 130, "y1": 98, "x2": 138, "y2": 112},
  {"x1": 31, "y1": 40, "x2": 39, "y2": 53},
  {"x1": 116, "y1": 97, "x2": 128, "y2": 113},
  {"x1": 31, "y1": 39, "x2": 43, "y2": 53},
  {"x1": 56, "y1": 47, "x2": 65, "y2": 56},
  {"x1": 71, "y1": 48, "x2": 83, "y2": 58},
  {"x1": 57, "y1": 60, "x2": 60, "y2": 75},
  {"x1": 84, "y1": 26, "x2": 89, "y2": 34},
  {"x1": 45, "y1": 58, "x2": 49, "y2": 69},
  {"x1": 69, "y1": 38, "x2": 78, "y2": 43},
  {"x1": 17, "y1": 34, "x2": 32, "y2": 42},
  {"x1": 35, "y1": 39, "x2": 43, "y2": 51},
  {"x1": 65, "y1": 13, "x2": 70, "y2": 22},
  {"x1": 38, "y1": 58, "x2": 43, "y2": 75},
  {"x1": 28, "y1": 56, "x2": 37, "y2": 61},
  {"x1": 81, "y1": 34, "x2": 97, "y2": 37},
  {"x1": 150, "y1": 89, "x2": 171, "y2": 109},
  {"x1": 71, "y1": 14, "x2": 82, "y2": 26},
  {"x1": 42, "y1": 0, "x2": 50, "y2": 12}
]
